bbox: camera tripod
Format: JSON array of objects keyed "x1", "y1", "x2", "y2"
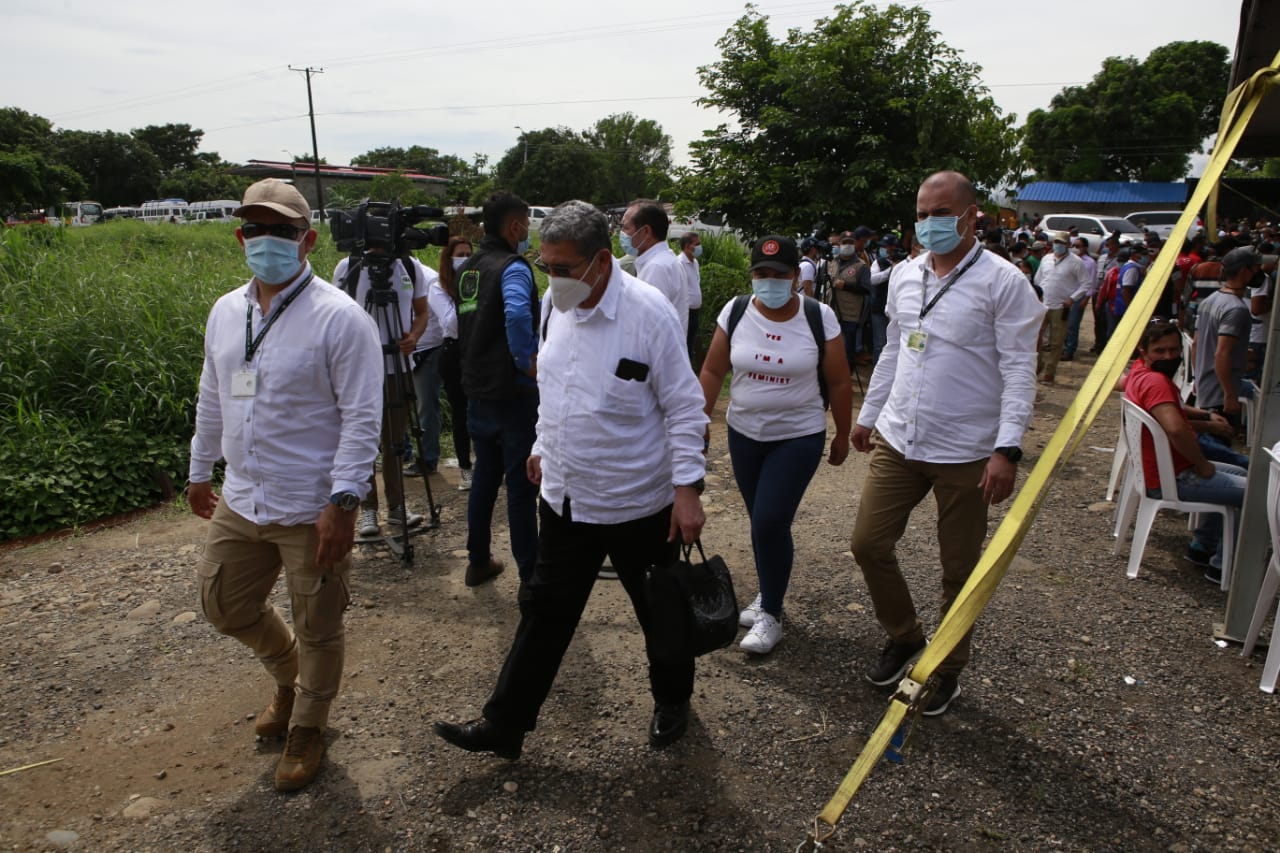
[{"x1": 357, "y1": 252, "x2": 441, "y2": 565}]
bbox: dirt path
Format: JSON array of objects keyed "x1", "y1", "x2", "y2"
[{"x1": 3, "y1": 347, "x2": 1280, "y2": 852}]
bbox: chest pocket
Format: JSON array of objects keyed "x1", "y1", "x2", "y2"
[
  {"x1": 264, "y1": 345, "x2": 319, "y2": 389},
  {"x1": 599, "y1": 373, "x2": 651, "y2": 420}
]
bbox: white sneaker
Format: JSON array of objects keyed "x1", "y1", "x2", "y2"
[
  {"x1": 458, "y1": 469, "x2": 473, "y2": 491},
  {"x1": 386, "y1": 506, "x2": 424, "y2": 528},
  {"x1": 739, "y1": 593, "x2": 764, "y2": 628},
  {"x1": 740, "y1": 612, "x2": 782, "y2": 655},
  {"x1": 357, "y1": 509, "x2": 379, "y2": 538}
]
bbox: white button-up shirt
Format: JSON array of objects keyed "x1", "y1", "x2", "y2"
[
  {"x1": 1035, "y1": 250, "x2": 1092, "y2": 306},
  {"x1": 679, "y1": 252, "x2": 702, "y2": 310},
  {"x1": 858, "y1": 241, "x2": 1044, "y2": 463},
  {"x1": 533, "y1": 260, "x2": 707, "y2": 524},
  {"x1": 635, "y1": 242, "x2": 690, "y2": 338},
  {"x1": 189, "y1": 264, "x2": 384, "y2": 526}
]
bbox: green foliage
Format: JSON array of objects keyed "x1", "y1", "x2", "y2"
[
  {"x1": 1022, "y1": 40, "x2": 1230, "y2": 181},
  {"x1": 694, "y1": 261, "x2": 751, "y2": 354},
  {"x1": 583, "y1": 113, "x2": 675, "y2": 204},
  {"x1": 351, "y1": 146, "x2": 489, "y2": 206},
  {"x1": 132, "y1": 123, "x2": 203, "y2": 177},
  {"x1": 367, "y1": 171, "x2": 436, "y2": 206},
  {"x1": 53, "y1": 128, "x2": 163, "y2": 207},
  {"x1": 697, "y1": 230, "x2": 750, "y2": 273},
  {"x1": 0, "y1": 107, "x2": 56, "y2": 156},
  {"x1": 682, "y1": 2, "x2": 1018, "y2": 236},
  {"x1": 159, "y1": 161, "x2": 250, "y2": 203}
]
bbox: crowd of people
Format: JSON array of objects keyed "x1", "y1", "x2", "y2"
[{"x1": 184, "y1": 173, "x2": 1275, "y2": 792}]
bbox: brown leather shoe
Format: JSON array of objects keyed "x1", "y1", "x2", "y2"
[
  {"x1": 274, "y1": 726, "x2": 325, "y2": 791},
  {"x1": 465, "y1": 558, "x2": 504, "y2": 587},
  {"x1": 254, "y1": 685, "x2": 295, "y2": 740}
]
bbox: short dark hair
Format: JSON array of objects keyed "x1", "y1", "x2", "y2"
[
  {"x1": 678, "y1": 231, "x2": 700, "y2": 249},
  {"x1": 628, "y1": 199, "x2": 669, "y2": 240},
  {"x1": 482, "y1": 190, "x2": 529, "y2": 236},
  {"x1": 1140, "y1": 319, "x2": 1180, "y2": 351}
]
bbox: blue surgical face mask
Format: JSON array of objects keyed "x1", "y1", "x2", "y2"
[
  {"x1": 693, "y1": 245, "x2": 703, "y2": 259},
  {"x1": 916, "y1": 214, "x2": 966, "y2": 255},
  {"x1": 1135, "y1": 255, "x2": 1149, "y2": 267},
  {"x1": 1052, "y1": 243, "x2": 1068, "y2": 256},
  {"x1": 752, "y1": 276, "x2": 794, "y2": 309},
  {"x1": 878, "y1": 248, "x2": 889, "y2": 259},
  {"x1": 516, "y1": 234, "x2": 530, "y2": 255},
  {"x1": 619, "y1": 230, "x2": 637, "y2": 257},
  {"x1": 244, "y1": 235, "x2": 303, "y2": 285}
]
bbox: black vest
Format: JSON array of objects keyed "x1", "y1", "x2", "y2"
[{"x1": 457, "y1": 235, "x2": 537, "y2": 400}]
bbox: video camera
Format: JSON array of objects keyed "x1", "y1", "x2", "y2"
[{"x1": 329, "y1": 198, "x2": 450, "y2": 257}]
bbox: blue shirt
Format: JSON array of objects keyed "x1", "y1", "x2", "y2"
[{"x1": 502, "y1": 262, "x2": 538, "y2": 389}]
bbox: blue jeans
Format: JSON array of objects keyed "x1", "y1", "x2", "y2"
[
  {"x1": 1198, "y1": 434, "x2": 1249, "y2": 469},
  {"x1": 727, "y1": 426, "x2": 825, "y2": 618},
  {"x1": 412, "y1": 347, "x2": 443, "y2": 468},
  {"x1": 1158, "y1": 461, "x2": 1247, "y2": 567},
  {"x1": 467, "y1": 395, "x2": 539, "y2": 581},
  {"x1": 1063, "y1": 297, "x2": 1088, "y2": 357},
  {"x1": 870, "y1": 312, "x2": 888, "y2": 363}
]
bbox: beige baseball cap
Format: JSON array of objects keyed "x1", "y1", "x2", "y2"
[{"x1": 234, "y1": 178, "x2": 311, "y2": 223}]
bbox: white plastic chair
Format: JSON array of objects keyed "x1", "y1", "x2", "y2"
[
  {"x1": 1179, "y1": 331, "x2": 1195, "y2": 404},
  {"x1": 1241, "y1": 446, "x2": 1280, "y2": 693},
  {"x1": 1106, "y1": 425, "x2": 1128, "y2": 503},
  {"x1": 1241, "y1": 379, "x2": 1261, "y2": 449},
  {"x1": 1114, "y1": 399, "x2": 1238, "y2": 589}
]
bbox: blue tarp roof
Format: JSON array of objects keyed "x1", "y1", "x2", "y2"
[{"x1": 1017, "y1": 182, "x2": 1188, "y2": 205}]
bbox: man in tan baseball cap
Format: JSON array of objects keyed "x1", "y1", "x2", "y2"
[{"x1": 233, "y1": 178, "x2": 312, "y2": 223}]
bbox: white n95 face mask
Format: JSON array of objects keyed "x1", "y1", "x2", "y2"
[{"x1": 547, "y1": 256, "x2": 600, "y2": 311}]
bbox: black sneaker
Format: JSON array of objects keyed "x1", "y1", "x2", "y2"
[
  {"x1": 865, "y1": 638, "x2": 927, "y2": 687},
  {"x1": 922, "y1": 674, "x2": 961, "y2": 717},
  {"x1": 1184, "y1": 545, "x2": 1213, "y2": 567},
  {"x1": 1203, "y1": 565, "x2": 1223, "y2": 585}
]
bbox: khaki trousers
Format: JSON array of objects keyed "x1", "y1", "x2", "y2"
[
  {"x1": 850, "y1": 436, "x2": 989, "y2": 675},
  {"x1": 1037, "y1": 306, "x2": 1069, "y2": 379},
  {"x1": 196, "y1": 501, "x2": 351, "y2": 729}
]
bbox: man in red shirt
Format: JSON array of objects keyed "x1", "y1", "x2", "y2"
[{"x1": 1123, "y1": 320, "x2": 1246, "y2": 584}]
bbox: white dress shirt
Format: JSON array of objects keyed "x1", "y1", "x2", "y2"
[
  {"x1": 635, "y1": 242, "x2": 690, "y2": 338},
  {"x1": 1035, "y1": 251, "x2": 1092, "y2": 306},
  {"x1": 858, "y1": 240, "x2": 1045, "y2": 462},
  {"x1": 409, "y1": 262, "x2": 453, "y2": 351},
  {"x1": 533, "y1": 260, "x2": 707, "y2": 524},
  {"x1": 189, "y1": 264, "x2": 384, "y2": 525},
  {"x1": 333, "y1": 256, "x2": 427, "y2": 373},
  {"x1": 679, "y1": 252, "x2": 702, "y2": 310}
]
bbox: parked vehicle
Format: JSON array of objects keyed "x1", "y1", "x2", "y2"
[
  {"x1": 103, "y1": 206, "x2": 141, "y2": 221},
  {"x1": 186, "y1": 199, "x2": 239, "y2": 224},
  {"x1": 139, "y1": 199, "x2": 189, "y2": 223},
  {"x1": 58, "y1": 201, "x2": 104, "y2": 226},
  {"x1": 1125, "y1": 210, "x2": 1205, "y2": 241},
  {"x1": 1038, "y1": 213, "x2": 1146, "y2": 256},
  {"x1": 527, "y1": 205, "x2": 553, "y2": 233}
]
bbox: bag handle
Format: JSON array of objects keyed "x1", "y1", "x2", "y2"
[{"x1": 681, "y1": 539, "x2": 708, "y2": 565}]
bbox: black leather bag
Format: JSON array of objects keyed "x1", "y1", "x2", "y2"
[{"x1": 644, "y1": 540, "x2": 738, "y2": 658}]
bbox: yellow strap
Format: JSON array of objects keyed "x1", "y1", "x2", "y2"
[{"x1": 814, "y1": 54, "x2": 1279, "y2": 837}]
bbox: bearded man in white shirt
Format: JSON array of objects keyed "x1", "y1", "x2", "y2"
[
  {"x1": 433, "y1": 200, "x2": 708, "y2": 758},
  {"x1": 850, "y1": 171, "x2": 1044, "y2": 717},
  {"x1": 621, "y1": 198, "x2": 690, "y2": 339},
  {"x1": 187, "y1": 179, "x2": 384, "y2": 790}
]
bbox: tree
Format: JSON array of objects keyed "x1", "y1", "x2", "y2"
[
  {"x1": 158, "y1": 159, "x2": 250, "y2": 202},
  {"x1": 1022, "y1": 40, "x2": 1230, "y2": 182},
  {"x1": 132, "y1": 123, "x2": 203, "y2": 178},
  {"x1": 585, "y1": 113, "x2": 674, "y2": 203},
  {"x1": 366, "y1": 171, "x2": 436, "y2": 206},
  {"x1": 53, "y1": 130, "x2": 162, "y2": 206},
  {"x1": 0, "y1": 150, "x2": 85, "y2": 212},
  {"x1": 681, "y1": 3, "x2": 1018, "y2": 236},
  {"x1": 352, "y1": 145, "x2": 489, "y2": 205},
  {"x1": 494, "y1": 127, "x2": 602, "y2": 204},
  {"x1": 0, "y1": 107, "x2": 56, "y2": 156}
]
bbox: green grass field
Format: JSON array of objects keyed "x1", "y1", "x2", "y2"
[{"x1": 0, "y1": 221, "x2": 747, "y2": 541}]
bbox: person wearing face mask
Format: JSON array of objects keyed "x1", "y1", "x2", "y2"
[
  {"x1": 435, "y1": 237, "x2": 474, "y2": 491},
  {"x1": 402, "y1": 247, "x2": 456, "y2": 482},
  {"x1": 867, "y1": 234, "x2": 898, "y2": 364},
  {"x1": 432, "y1": 200, "x2": 708, "y2": 758},
  {"x1": 620, "y1": 199, "x2": 689, "y2": 339},
  {"x1": 1033, "y1": 235, "x2": 1091, "y2": 384},
  {"x1": 456, "y1": 191, "x2": 540, "y2": 587},
  {"x1": 678, "y1": 231, "x2": 703, "y2": 359},
  {"x1": 850, "y1": 171, "x2": 1044, "y2": 716},
  {"x1": 697, "y1": 235, "x2": 852, "y2": 655},
  {"x1": 187, "y1": 179, "x2": 383, "y2": 790},
  {"x1": 1061, "y1": 238, "x2": 1097, "y2": 363},
  {"x1": 1107, "y1": 244, "x2": 1149, "y2": 339},
  {"x1": 1123, "y1": 320, "x2": 1246, "y2": 584},
  {"x1": 1192, "y1": 246, "x2": 1263, "y2": 431},
  {"x1": 829, "y1": 230, "x2": 872, "y2": 370}
]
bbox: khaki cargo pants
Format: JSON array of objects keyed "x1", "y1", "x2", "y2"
[{"x1": 197, "y1": 501, "x2": 351, "y2": 730}]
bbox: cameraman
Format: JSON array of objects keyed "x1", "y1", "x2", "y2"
[{"x1": 333, "y1": 249, "x2": 430, "y2": 538}]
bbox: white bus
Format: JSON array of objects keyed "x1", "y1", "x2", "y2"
[
  {"x1": 104, "y1": 206, "x2": 142, "y2": 221},
  {"x1": 59, "y1": 201, "x2": 104, "y2": 226},
  {"x1": 186, "y1": 199, "x2": 239, "y2": 223},
  {"x1": 140, "y1": 199, "x2": 189, "y2": 223}
]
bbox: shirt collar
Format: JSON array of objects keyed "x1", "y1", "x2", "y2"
[
  {"x1": 923, "y1": 239, "x2": 983, "y2": 284},
  {"x1": 575, "y1": 259, "x2": 623, "y2": 322}
]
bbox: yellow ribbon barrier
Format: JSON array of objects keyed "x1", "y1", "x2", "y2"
[{"x1": 806, "y1": 52, "x2": 1280, "y2": 850}]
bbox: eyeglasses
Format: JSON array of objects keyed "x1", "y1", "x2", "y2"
[
  {"x1": 534, "y1": 255, "x2": 592, "y2": 278},
  {"x1": 241, "y1": 222, "x2": 307, "y2": 240}
]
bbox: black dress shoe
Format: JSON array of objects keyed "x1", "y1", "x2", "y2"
[
  {"x1": 432, "y1": 717, "x2": 523, "y2": 760},
  {"x1": 648, "y1": 701, "x2": 690, "y2": 748}
]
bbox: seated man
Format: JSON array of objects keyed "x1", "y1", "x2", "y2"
[{"x1": 1124, "y1": 320, "x2": 1247, "y2": 585}]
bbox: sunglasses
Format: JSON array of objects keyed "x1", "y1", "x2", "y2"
[{"x1": 241, "y1": 222, "x2": 307, "y2": 240}]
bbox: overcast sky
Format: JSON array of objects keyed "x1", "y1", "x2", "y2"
[{"x1": 6, "y1": 0, "x2": 1241, "y2": 177}]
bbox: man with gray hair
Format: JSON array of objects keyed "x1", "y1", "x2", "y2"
[{"x1": 433, "y1": 200, "x2": 709, "y2": 758}]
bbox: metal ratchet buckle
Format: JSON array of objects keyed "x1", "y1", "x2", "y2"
[{"x1": 796, "y1": 818, "x2": 836, "y2": 852}]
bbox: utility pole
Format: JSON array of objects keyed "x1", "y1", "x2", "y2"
[
  {"x1": 514, "y1": 126, "x2": 527, "y2": 165},
  {"x1": 289, "y1": 65, "x2": 325, "y2": 223}
]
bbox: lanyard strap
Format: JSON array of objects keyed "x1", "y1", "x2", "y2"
[
  {"x1": 919, "y1": 250, "x2": 981, "y2": 321},
  {"x1": 245, "y1": 273, "x2": 314, "y2": 364}
]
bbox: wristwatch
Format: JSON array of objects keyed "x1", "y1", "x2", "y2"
[
  {"x1": 676, "y1": 478, "x2": 706, "y2": 495},
  {"x1": 994, "y1": 446, "x2": 1024, "y2": 463},
  {"x1": 329, "y1": 491, "x2": 360, "y2": 511}
]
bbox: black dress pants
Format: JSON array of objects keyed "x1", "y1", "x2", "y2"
[{"x1": 482, "y1": 497, "x2": 692, "y2": 732}]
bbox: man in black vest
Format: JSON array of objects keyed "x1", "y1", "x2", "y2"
[{"x1": 456, "y1": 191, "x2": 539, "y2": 586}]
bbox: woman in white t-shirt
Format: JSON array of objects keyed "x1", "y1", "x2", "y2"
[{"x1": 698, "y1": 235, "x2": 853, "y2": 655}]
